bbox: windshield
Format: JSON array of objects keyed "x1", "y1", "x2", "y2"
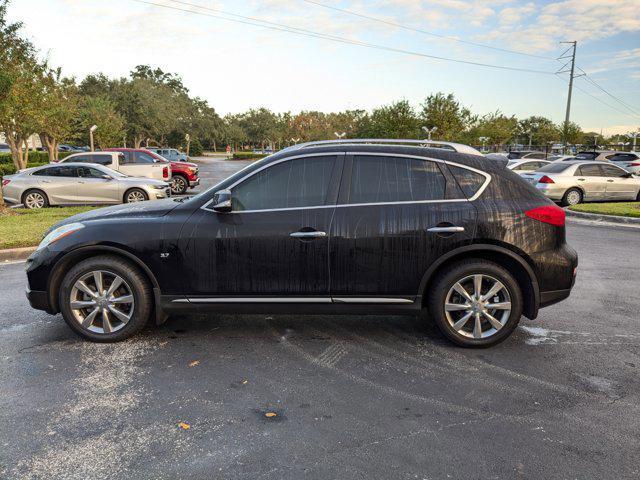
[{"x1": 537, "y1": 163, "x2": 572, "y2": 173}]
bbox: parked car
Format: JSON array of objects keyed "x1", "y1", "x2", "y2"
[
  {"x1": 106, "y1": 148, "x2": 200, "y2": 195},
  {"x1": 507, "y1": 159, "x2": 551, "y2": 173},
  {"x1": 606, "y1": 151, "x2": 640, "y2": 175},
  {"x1": 145, "y1": 147, "x2": 189, "y2": 162},
  {"x1": 0, "y1": 143, "x2": 11, "y2": 153},
  {"x1": 57, "y1": 151, "x2": 171, "y2": 182},
  {"x1": 547, "y1": 155, "x2": 575, "y2": 162},
  {"x1": 25, "y1": 139, "x2": 578, "y2": 348},
  {"x1": 507, "y1": 151, "x2": 547, "y2": 160},
  {"x1": 573, "y1": 150, "x2": 616, "y2": 161},
  {"x1": 2, "y1": 163, "x2": 171, "y2": 208},
  {"x1": 520, "y1": 161, "x2": 640, "y2": 206}
]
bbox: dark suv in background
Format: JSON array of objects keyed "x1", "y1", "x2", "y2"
[{"x1": 25, "y1": 139, "x2": 577, "y2": 347}]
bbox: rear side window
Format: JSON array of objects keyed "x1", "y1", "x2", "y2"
[
  {"x1": 576, "y1": 164, "x2": 602, "y2": 176},
  {"x1": 232, "y1": 156, "x2": 335, "y2": 211},
  {"x1": 32, "y1": 167, "x2": 57, "y2": 176},
  {"x1": 82, "y1": 154, "x2": 113, "y2": 166},
  {"x1": 537, "y1": 163, "x2": 572, "y2": 174},
  {"x1": 349, "y1": 155, "x2": 445, "y2": 204},
  {"x1": 447, "y1": 165, "x2": 486, "y2": 198}
]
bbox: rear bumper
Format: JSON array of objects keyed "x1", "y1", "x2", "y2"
[
  {"x1": 535, "y1": 183, "x2": 566, "y2": 201},
  {"x1": 539, "y1": 288, "x2": 572, "y2": 308},
  {"x1": 26, "y1": 287, "x2": 54, "y2": 314}
]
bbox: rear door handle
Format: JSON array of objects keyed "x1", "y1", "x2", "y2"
[
  {"x1": 290, "y1": 231, "x2": 327, "y2": 238},
  {"x1": 606, "y1": 179, "x2": 614, "y2": 182},
  {"x1": 577, "y1": 178, "x2": 585, "y2": 181},
  {"x1": 427, "y1": 226, "x2": 465, "y2": 233}
]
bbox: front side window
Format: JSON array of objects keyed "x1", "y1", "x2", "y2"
[
  {"x1": 232, "y1": 156, "x2": 335, "y2": 211},
  {"x1": 77, "y1": 166, "x2": 108, "y2": 178},
  {"x1": 601, "y1": 164, "x2": 628, "y2": 177},
  {"x1": 349, "y1": 155, "x2": 446, "y2": 204}
]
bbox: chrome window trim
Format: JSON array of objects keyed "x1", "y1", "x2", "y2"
[{"x1": 200, "y1": 151, "x2": 491, "y2": 213}]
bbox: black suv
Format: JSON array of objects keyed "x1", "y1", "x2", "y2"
[{"x1": 26, "y1": 140, "x2": 577, "y2": 347}]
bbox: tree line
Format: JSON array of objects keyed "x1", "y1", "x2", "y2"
[{"x1": 0, "y1": 0, "x2": 625, "y2": 176}]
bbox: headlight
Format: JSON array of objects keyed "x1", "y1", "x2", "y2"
[
  {"x1": 37, "y1": 223, "x2": 84, "y2": 251},
  {"x1": 151, "y1": 184, "x2": 166, "y2": 189}
]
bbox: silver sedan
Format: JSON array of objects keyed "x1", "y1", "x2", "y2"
[
  {"x1": 2, "y1": 163, "x2": 171, "y2": 209},
  {"x1": 520, "y1": 161, "x2": 640, "y2": 206}
]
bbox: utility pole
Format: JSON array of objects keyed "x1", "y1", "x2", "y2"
[
  {"x1": 557, "y1": 41, "x2": 581, "y2": 152},
  {"x1": 627, "y1": 131, "x2": 639, "y2": 151}
]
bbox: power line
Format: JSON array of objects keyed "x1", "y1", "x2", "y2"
[
  {"x1": 571, "y1": 82, "x2": 640, "y2": 120},
  {"x1": 132, "y1": 0, "x2": 556, "y2": 75},
  {"x1": 301, "y1": 0, "x2": 556, "y2": 61},
  {"x1": 576, "y1": 67, "x2": 640, "y2": 116}
]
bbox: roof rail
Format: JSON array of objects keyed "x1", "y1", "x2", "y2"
[{"x1": 284, "y1": 139, "x2": 481, "y2": 156}]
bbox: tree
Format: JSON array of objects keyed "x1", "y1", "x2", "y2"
[
  {"x1": 419, "y1": 93, "x2": 474, "y2": 141},
  {"x1": 472, "y1": 111, "x2": 518, "y2": 146},
  {"x1": 517, "y1": 116, "x2": 560, "y2": 146},
  {"x1": 76, "y1": 96, "x2": 125, "y2": 149},
  {"x1": 368, "y1": 100, "x2": 420, "y2": 138},
  {"x1": 39, "y1": 69, "x2": 79, "y2": 161},
  {"x1": 563, "y1": 121, "x2": 584, "y2": 145},
  {"x1": 0, "y1": 0, "x2": 47, "y2": 170}
]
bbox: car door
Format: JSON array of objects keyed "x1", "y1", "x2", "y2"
[
  {"x1": 33, "y1": 165, "x2": 78, "y2": 204},
  {"x1": 121, "y1": 151, "x2": 165, "y2": 180},
  {"x1": 75, "y1": 166, "x2": 120, "y2": 203},
  {"x1": 180, "y1": 154, "x2": 342, "y2": 299},
  {"x1": 574, "y1": 164, "x2": 607, "y2": 200},
  {"x1": 600, "y1": 164, "x2": 637, "y2": 200},
  {"x1": 329, "y1": 153, "x2": 477, "y2": 303}
]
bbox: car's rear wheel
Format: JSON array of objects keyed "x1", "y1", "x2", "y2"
[
  {"x1": 170, "y1": 174, "x2": 188, "y2": 195},
  {"x1": 22, "y1": 189, "x2": 49, "y2": 209},
  {"x1": 124, "y1": 188, "x2": 148, "y2": 203},
  {"x1": 426, "y1": 259, "x2": 523, "y2": 347},
  {"x1": 59, "y1": 255, "x2": 152, "y2": 342},
  {"x1": 561, "y1": 188, "x2": 582, "y2": 206}
]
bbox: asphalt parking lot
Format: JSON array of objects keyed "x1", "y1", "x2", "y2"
[{"x1": 1, "y1": 158, "x2": 639, "y2": 479}]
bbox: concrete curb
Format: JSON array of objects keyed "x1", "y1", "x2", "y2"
[
  {"x1": 0, "y1": 246, "x2": 36, "y2": 263},
  {"x1": 566, "y1": 208, "x2": 640, "y2": 225}
]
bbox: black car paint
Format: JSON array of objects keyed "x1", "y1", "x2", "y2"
[{"x1": 26, "y1": 144, "x2": 578, "y2": 322}]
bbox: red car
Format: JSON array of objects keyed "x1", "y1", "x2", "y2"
[{"x1": 106, "y1": 148, "x2": 200, "y2": 195}]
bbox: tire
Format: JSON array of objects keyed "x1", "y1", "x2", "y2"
[
  {"x1": 426, "y1": 259, "x2": 523, "y2": 348},
  {"x1": 170, "y1": 174, "x2": 188, "y2": 195},
  {"x1": 561, "y1": 188, "x2": 582, "y2": 207},
  {"x1": 58, "y1": 255, "x2": 153, "y2": 342},
  {"x1": 22, "y1": 189, "x2": 50, "y2": 209},
  {"x1": 124, "y1": 188, "x2": 149, "y2": 203}
]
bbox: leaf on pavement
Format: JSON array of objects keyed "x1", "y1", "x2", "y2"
[
  {"x1": 178, "y1": 422, "x2": 191, "y2": 430},
  {"x1": 188, "y1": 360, "x2": 200, "y2": 367}
]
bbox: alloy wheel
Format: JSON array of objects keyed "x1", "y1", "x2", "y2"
[
  {"x1": 444, "y1": 274, "x2": 512, "y2": 339},
  {"x1": 126, "y1": 190, "x2": 146, "y2": 203},
  {"x1": 24, "y1": 192, "x2": 45, "y2": 209},
  {"x1": 69, "y1": 270, "x2": 134, "y2": 334},
  {"x1": 170, "y1": 176, "x2": 187, "y2": 194}
]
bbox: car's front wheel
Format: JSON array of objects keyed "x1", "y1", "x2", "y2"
[
  {"x1": 426, "y1": 259, "x2": 523, "y2": 347},
  {"x1": 170, "y1": 175, "x2": 188, "y2": 195},
  {"x1": 124, "y1": 188, "x2": 149, "y2": 203},
  {"x1": 59, "y1": 255, "x2": 152, "y2": 342}
]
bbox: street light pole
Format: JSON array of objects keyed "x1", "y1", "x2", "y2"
[
  {"x1": 422, "y1": 126, "x2": 437, "y2": 141},
  {"x1": 334, "y1": 132, "x2": 346, "y2": 139},
  {"x1": 627, "y1": 131, "x2": 639, "y2": 152},
  {"x1": 479, "y1": 136, "x2": 490, "y2": 152},
  {"x1": 89, "y1": 125, "x2": 98, "y2": 152}
]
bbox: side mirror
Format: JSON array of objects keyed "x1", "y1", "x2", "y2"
[
  {"x1": 622, "y1": 172, "x2": 633, "y2": 178},
  {"x1": 101, "y1": 174, "x2": 113, "y2": 180},
  {"x1": 212, "y1": 189, "x2": 232, "y2": 213}
]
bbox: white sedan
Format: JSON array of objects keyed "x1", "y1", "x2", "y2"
[{"x1": 507, "y1": 159, "x2": 551, "y2": 174}]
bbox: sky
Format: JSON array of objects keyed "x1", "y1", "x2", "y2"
[{"x1": 7, "y1": 0, "x2": 640, "y2": 135}]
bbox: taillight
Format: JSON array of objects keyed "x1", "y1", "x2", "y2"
[
  {"x1": 628, "y1": 162, "x2": 640, "y2": 166},
  {"x1": 163, "y1": 167, "x2": 169, "y2": 178},
  {"x1": 525, "y1": 205, "x2": 566, "y2": 227},
  {"x1": 538, "y1": 175, "x2": 554, "y2": 184},
  {"x1": 2, "y1": 179, "x2": 10, "y2": 186}
]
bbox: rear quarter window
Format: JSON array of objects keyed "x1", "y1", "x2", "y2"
[{"x1": 447, "y1": 165, "x2": 486, "y2": 198}]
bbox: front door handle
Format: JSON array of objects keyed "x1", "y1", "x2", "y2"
[
  {"x1": 577, "y1": 178, "x2": 585, "y2": 181},
  {"x1": 290, "y1": 231, "x2": 327, "y2": 238},
  {"x1": 606, "y1": 179, "x2": 614, "y2": 182},
  {"x1": 427, "y1": 226, "x2": 465, "y2": 233}
]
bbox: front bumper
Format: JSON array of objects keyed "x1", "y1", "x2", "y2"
[
  {"x1": 189, "y1": 178, "x2": 200, "y2": 187},
  {"x1": 26, "y1": 287, "x2": 54, "y2": 313}
]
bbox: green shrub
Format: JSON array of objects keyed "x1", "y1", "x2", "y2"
[
  {"x1": 0, "y1": 150, "x2": 75, "y2": 165},
  {"x1": 231, "y1": 152, "x2": 268, "y2": 160},
  {"x1": 0, "y1": 162, "x2": 48, "y2": 177},
  {"x1": 188, "y1": 139, "x2": 203, "y2": 157}
]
